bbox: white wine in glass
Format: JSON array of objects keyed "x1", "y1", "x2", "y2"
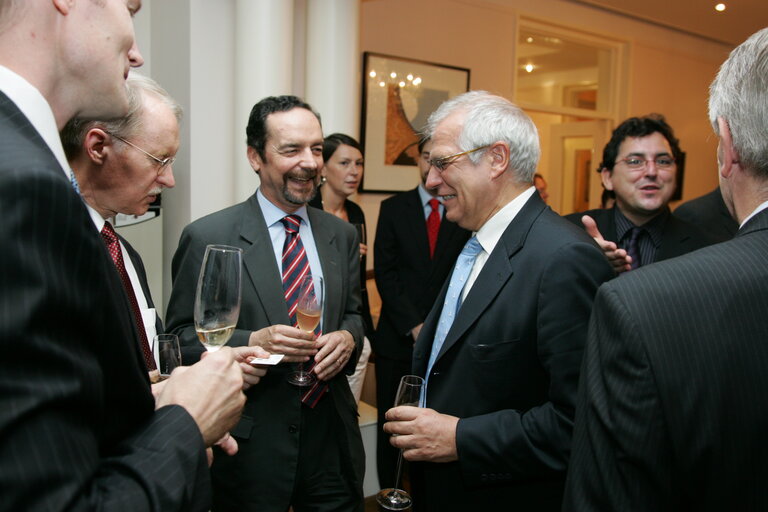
[
  {"x1": 288, "y1": 275, "x2": 322, "y2": 387},
  {"x1": 377, "y1": 374, "x2": 425, "y2": 510},
  {"x1": 194, "y1": 245, "x2": 243, "y2": 352}
]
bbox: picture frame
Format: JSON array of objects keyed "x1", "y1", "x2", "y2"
[{"x1": 359, "y1": 52, "x2": 470, "y2": 193}]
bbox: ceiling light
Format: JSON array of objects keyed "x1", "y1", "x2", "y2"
[
  {"x1": 715, "y1": 3, "x2": 726, "y2": 11},
  {"x1": 524, "y1": 63, "x2": 535, "y2": 73}
]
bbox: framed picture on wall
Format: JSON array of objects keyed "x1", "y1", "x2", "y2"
[{"x1": 360, "y1": 52, "x2": 470, "y2": 193}]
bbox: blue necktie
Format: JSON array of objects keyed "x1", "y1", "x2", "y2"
[
  {"x1": 626, "y1": 226, "x2": 643, "y2": 270},
  {"x1": 425, "y1": 236, "x2": 483, "y2": 388}
]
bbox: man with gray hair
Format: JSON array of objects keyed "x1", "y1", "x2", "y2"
[
  {"x1": 564, "y1": 27, "x2": 768, "y2": 511},
  {"x1": 383, "y1": 91, "x2": 613, "y2": 511}
]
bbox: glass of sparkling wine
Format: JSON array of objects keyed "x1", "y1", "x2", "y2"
[
  {"x1": 288, "y1": 275, "x2": 322, "y2": 387},
  {"x1": 194, "y1": 244, "x2": 243, "y2": 352},
  {"x1": 376, "y1": 374, "x2": 425, "y2": 510}
]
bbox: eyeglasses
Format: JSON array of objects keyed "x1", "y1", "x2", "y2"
[
  {"x1": 107, "y1": 131, "x2": 176, "y2": 174},
  {"x1": 614, "y1": 155, "x2": 675, "y2": 171},
  {"x1": 427, "y1": 145, "x2": 490, "y2": 172}
]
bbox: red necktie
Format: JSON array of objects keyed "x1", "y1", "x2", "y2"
[
  {"x1": 100, "y1": 222, "x2": 156, "y2": 370},
  {"x1": 280, "y1": 215, "x2": 327, "y2": 406},
  {"x1": 427, "y1": 198, "x2": 441, "y2": 259}
]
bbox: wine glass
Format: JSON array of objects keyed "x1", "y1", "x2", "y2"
[
  {"x1": 288, "y1": 275, "x2": 323, "y2": 387},
  {"x1": 194, "y1": 244, "x2": 243, "y2": 352},
  {"x1": 377, "y1": 374, "x2": 425, "y2": 510},
  {"x1": 154, "y1": 334, "x2": 181, "y2": 380}
]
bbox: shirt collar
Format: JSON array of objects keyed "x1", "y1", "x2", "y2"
[
  {"x1": 740, "y1": 199, "x2": 768, "y2": 228},
  {"x1": 474, "y1": 186, "x2": 536, "y2": 256},
  {"x1": 256, "y1": 188, "x2": 311, "y2": 228},
  {"x1": 0, "y1": 65, "x2": 70, "y2": 178},
  {"x1": 417, "y1": 183, "x2": 439, "y2": 207}
]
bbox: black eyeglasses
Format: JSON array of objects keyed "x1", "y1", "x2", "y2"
[
  {"x1": 614, "y1": 155, "x2": 675, "y2": 171},
  {"x1": 427, "y1": 145, "x2": 489, "y2": 172},
  {"x1": 107, "y1": 131, "x2": 176, "y2": 175}
]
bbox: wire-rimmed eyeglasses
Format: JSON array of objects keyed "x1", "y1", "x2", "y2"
[
  {"x1": 614, "y1": 155, "x2": 675, "y2": 171},
  {"x1": 107, "y1": 131, "x2": 176, "y2": 174},
  {"x1": 427, "y1": 145, "x2": 490, "y2": 172}
]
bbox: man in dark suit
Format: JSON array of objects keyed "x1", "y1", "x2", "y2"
[
  {"x1": 564, "y1": 27, "x2": 768, "y2": 511},
  {"x1": 61, "y1": 73, "x2": 179, "y2": 362},
  {"x1": 382, "y1": 91, "x2": 613, "y2": 511},
  {"x1": 373, "y1": 136, "x2": 470, "y2": 488},
  {"x1": 165, "y1": 95, "x2": 365, "y2": 511},
  {"x1": 674, "y1": 186, "x2": 738, "y2": 242},
  {"x1": 565, "y1": 115, "x2": 713, "y2": 273},
  {"x1": 0, "y1": 1, "x2": 259, "y2": 511}
]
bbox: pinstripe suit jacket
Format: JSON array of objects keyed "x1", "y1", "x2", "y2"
[
  {"x1": 0, "y1": 92, "x2": 209, "y2": 511},
  {"x1": 564, "y1": 208, "x2": 768, "y2": 511}
]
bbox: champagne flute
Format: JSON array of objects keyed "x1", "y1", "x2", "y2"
[
  {"x1": 154, "y1": 334, "x2": 181, "y2": 380},
  {"x1": 377, "y1": 375, "x2": 425, "y2": 510},
  {"x1": 288, "y1": 275, "x2": 323, "y2": 387},
  {"x1": 194, "y1": 244, "x2": 243, "y2": 352}
]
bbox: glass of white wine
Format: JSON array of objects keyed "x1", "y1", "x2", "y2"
[
  {"x1": 194, "y1": 244, "x2": 243, "y2": 352},
  {"x1": 288, "y1": 275, "x2": 322, "y2": 387},
  {"x1": 377, "y1": 374, "x2": 425, "y2": 510}
]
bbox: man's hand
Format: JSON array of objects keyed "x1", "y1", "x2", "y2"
[
  {"x1": 230, "y1": 345, "x2": 271, "y2": 390},
  {"x1": 312, "y1": 330, "x2": 355, "y2": 381},
  {"x1": 581, "y1": 215, "x2": 632, "y2": 273},
  {"x1": 384, "y1": 406, "x2": 459, "y2": 463},
  {"x1": 155, "y1": 347, "x2": 245, "y2": 446},
  {"x1": 359, "y1": 243, "x2": 368, "y2": 257},
  {"x1": 248, "y1": 324, "x2": 317, "y2": 363},
  {"x1": 207, "y1": 432, "x2": 239, "y2": 467}
]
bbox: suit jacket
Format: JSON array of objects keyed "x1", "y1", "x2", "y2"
[
  {"x1": 165, "y1": 192, "x2": 365, "y2": 511},
  {"x1": 564, "y1": 206, "x2": 714, "y2": 263},
  {"x1": 674, "y1": 186, "x2": 738, "y2": 243},
  {"x1": 121, "y1": 234, "x2": 164, "y2": 336},
  {"x1": 0, "y1": 92, "x2": 209, "y2": 510},
  {"x1": 411, "y1": 193, "x2": 614, "y2": 511},
  {"x1": 374, "y1": 188, "x2": 470, "y2": 361},
  {"x1": 564, "y1": 208, "x2": 768, "y2": 511}
]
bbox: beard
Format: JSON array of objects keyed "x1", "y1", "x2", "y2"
[{"x1": 282, "y1": 169, "x2": 318, "y2": 205}]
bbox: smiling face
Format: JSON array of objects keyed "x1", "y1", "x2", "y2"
[
  {"x1": 322, "y1": 144, "x2": 363, "y2": 198},
  {"x1": 248, "y1": 108, "x2": 323, "y2": 212},
  {"x1": 602, "y1": 132, "x2": 677, "y2": 226}
]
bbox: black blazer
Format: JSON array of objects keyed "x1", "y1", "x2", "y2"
[
  {"x1": 564, "y1": 206, "x2": 715, "y2": 263},
  {"x1": 674, "y1": 186, "x2": 738, "y2": 243},
  {"x1": 121, "y1": 233, "x2": 164, "y2": 336},
  {"x1": 411, "y1": 193, "x2": 614, "y2": 511},
  {"x1": 0, "y1": 92, "x2": 209, "y2": 510},
  {"x1": 374, "y1": 188, "x2": 470, "y2": 361},
  {"x1": 165, "y1": 193, "x2": 365, "y2": 511},
  {"x1": 564, "y1": 209, "x2": 768, "y2": 511}
]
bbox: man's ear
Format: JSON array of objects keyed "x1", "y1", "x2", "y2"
[
  {"x1": 84, "y1": 128, "x2": 109, "y2": 165},
  {"x1": 488, "y1": 141, "x2": 510, "y2": 180},
  {"x1": 717, "y1": 117, "x2": 741, "y2": 179},
  {"x1": 600, "y1": 168, "x2": 614, "y2": 191},
  {"x1": 247, "y1": 146, "x2": 262, "y2": 174}
]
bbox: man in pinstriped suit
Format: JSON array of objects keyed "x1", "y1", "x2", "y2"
[
  {"x1": 564, "y1": 27, "x2": 768, "y2": 511},
  {"x1": 0, "y1": 2, "x2": 261, "y2": 510}
]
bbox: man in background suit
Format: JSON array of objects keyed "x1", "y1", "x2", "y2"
[
  {"x1": 0, "y1": 1, "x2": 259, "y2": 510},
  {"x1": 61, "y1": 73, "x2": 178, "y2": 363},
  {"x1": 373, "y1": 136, "x2": 470, "y2": 488},
  {"x1": 166, "y1": 95, "x2": 365, "y2": 511},
  {"x1": 383, "y1": 91, "x2": 613, "y2": 511},
  {"x1": 565, "y1": 115, "x2": 713, "y2": 273},
  {"x1": 674, "y1": 186, "x2": 738, "y2": 242},
  {"x1": 564, "y1": 27, "x2": 768, "y2": 510}
]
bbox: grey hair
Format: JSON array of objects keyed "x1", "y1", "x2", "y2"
[
  {"x1": 61, "y1": 72, "x2": 183, "y2": 160},
  {"x1": 425, "y1": 90, "x2": 540, "y2": 183},
  {"x1": 708, "y1": 27, "x2": 768, "y2": 178}
]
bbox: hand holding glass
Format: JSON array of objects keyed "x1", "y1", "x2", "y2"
[
  {"x1": 288, "y1": 275, "x2": 323, "y2": 387},
  {"x1": 377, "y1": 374, "x2": 425, "y2": 510},
  {"x1": 194, "y1": 245, "x2": 243, "y2": 352}
]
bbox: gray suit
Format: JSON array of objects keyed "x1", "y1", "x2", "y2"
[
  {"x1": 165, "y1": 192, "x2": 365, "y2": 511},
  {"x1": 564, "y1": 209, "x2": 768, "y2": 510}
]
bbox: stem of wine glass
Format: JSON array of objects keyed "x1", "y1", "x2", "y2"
[{"x1": 393, "y1": 449, "x2": 405, "y2": 491}]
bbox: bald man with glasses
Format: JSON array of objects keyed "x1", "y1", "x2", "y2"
[{"x1": 565, "y1": 115, "x2": 714, "y2": 274}]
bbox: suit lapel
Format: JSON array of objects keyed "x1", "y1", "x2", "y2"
[
  {"x1": 308, "y1": 208, "x2": 342, "y2": 329},
  {"x1": 240, "y1": 196, "x2": 292, "y2": 326},
  {"x1": 404, "y1": 189, "x2": 432, "y2": 264}
]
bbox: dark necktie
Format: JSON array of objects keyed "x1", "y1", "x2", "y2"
[
  {"x1": 100, "y1": 222, "x2": 156, "y2": 370},
  {"x1": 626, "y1": 226, "x2": 643, "y2": 270},
  {"x1": 426, "y1": 198, "x2": 441, "y2": 259},
  {"x1": 280, "y1": 215, "x2": 327, "y2": 406}
]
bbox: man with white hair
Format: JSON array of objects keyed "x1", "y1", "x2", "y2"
[
  {"x1": 564, "y1": 27, "x2": 768, "y2": 511},
  {"x1": 383, "y1": 91, "x2": 613, "y2": 511}
]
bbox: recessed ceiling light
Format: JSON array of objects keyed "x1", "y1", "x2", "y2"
[{"x1": 715, "y1": 3, "x2": 726, "y2": 12}]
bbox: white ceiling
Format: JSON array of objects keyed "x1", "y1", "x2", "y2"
[{"x1": 568, "y1": 0, "x2": 768, "y2": 46}]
